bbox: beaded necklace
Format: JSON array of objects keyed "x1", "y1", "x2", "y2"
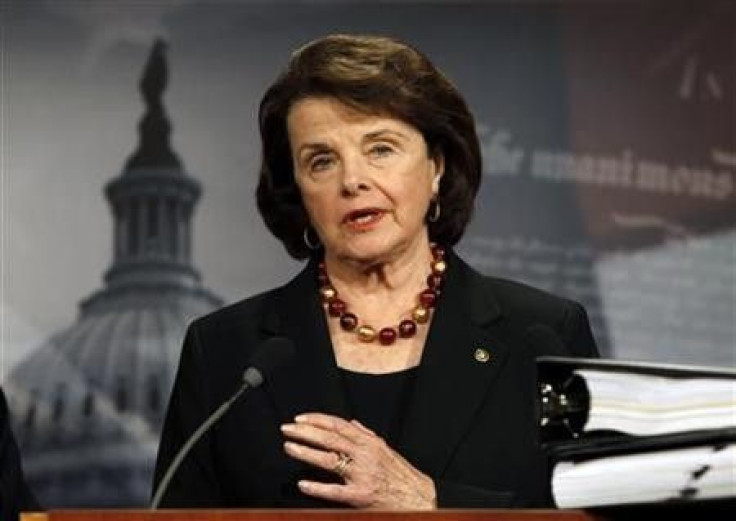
[{"x1": 318, "y1": 245, "x2": 446, "y2": 345}]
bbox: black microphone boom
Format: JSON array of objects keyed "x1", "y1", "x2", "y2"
[{"x1": 151, "y1": 336, "x2": 295, "y2": 509}]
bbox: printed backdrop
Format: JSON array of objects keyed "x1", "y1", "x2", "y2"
[{"x1": 2, "y1": 0, "x2": 734, "y2": 508}]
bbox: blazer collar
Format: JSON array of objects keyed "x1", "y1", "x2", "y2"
[
  {"x1": 260, "y1": 250, "x2": 509, "y2": 479},
  {"x1": 398, "y1": 250, "x2": 509, "y2": 477}
]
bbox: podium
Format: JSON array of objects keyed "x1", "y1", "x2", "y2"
[
  {"x1": 21, "y1": 502, "x2": 736, "y2": 521},
  {"x1": 22, "y1": 510, "x2": 603, "y2": 521}
]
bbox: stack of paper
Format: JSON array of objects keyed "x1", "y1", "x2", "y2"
[
  {"x1": 552, "y1": 441, "x2": 736, "y2": 508},
  {"x1": 579, "y1": 369, "x2": 736, "y2": 436},
  {"x1": 537, "y1": 356, "x2": 736, "y2": 509}
]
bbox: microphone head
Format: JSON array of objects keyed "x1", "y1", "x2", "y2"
[
  {"x1": 243, "y1": 337, "x2": 296, "y2": 388},
  {"x1": 524, "y1": 324, "x2": 568, "y2": 359}
]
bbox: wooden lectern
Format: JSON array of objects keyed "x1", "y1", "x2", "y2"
[
  {"x1": 21, "y1": 502, "x2": 736, "y2": 521},
  {"x1": 22, "y1": 510, "x2": 604, "y2": 521}
]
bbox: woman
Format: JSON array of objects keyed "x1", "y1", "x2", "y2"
[{"x1": 153, "y1": 34, "x2": 598, "y2": 509}]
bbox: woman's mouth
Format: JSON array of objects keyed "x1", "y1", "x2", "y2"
[{"x1": 343, "y1": 208, "x2": 385, "y2": 231}]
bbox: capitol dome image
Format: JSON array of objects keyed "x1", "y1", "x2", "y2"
[{"x1": 7, "y1": 40, "x2": 222, "y2": 507}]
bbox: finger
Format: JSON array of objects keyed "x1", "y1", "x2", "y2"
[
  {"x1": 298, "y1": 480, "x2": 365, "y2": 507},
  {"x1": 295, "y1": 413, "x2": 364, "y2": 443},
  {"x1": 281, "y1": 423, "x2": 353, "y2": 454},
  {"x1": 283, "y1": 441, "x2": 349, "y2": 475},
  {"x1": 350, "y1": 419, "x2": 377, "y2": 436}
]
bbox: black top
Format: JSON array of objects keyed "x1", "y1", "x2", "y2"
[{"x1": 339, "y1": 366, "x2": 419, "y2": 448}]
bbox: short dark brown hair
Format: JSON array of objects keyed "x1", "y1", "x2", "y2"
[{"x1": 257, "y1": 34, "x2": 482, "y2": 259}]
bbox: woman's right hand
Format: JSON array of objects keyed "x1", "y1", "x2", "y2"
[{"x1": 281, "y1": 412, "x2": 437, "y2": 510}]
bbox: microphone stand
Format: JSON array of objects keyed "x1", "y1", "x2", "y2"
[{"x1": 150, "y1": 380, "x2": 251, "y2": 509}]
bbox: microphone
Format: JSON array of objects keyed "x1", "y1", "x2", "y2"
[{"x1": 151, "y1": 336, "x2": 295, "y2": 509}]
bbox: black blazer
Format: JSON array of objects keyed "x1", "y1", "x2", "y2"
[
  {"x1": 154, "y1": 251, "x2": 599, "y2": 508},
  {"x1": 1, "y1": 388, "x2": 39, "y2": 521}
]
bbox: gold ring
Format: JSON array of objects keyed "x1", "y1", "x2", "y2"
[{"x1": 332, "y1": 452, "x2": 353, "y2": 477}]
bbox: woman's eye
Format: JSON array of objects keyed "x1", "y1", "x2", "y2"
[
  {"x1": 369, "y1": 144, "x2": 395, "y2": 158},
  {"x1": 309, "y1": 155, "x2": 334, "y2": 172}
]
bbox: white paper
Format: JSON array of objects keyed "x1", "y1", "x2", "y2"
[
  {"x1": 552, "y1": 443, "x2": 736, "y2": 508},
  {"x1": 576, "y1": 369, "x2": 736, "y2": 436}
]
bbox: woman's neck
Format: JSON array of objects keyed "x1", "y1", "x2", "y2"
[{"x1": 323, "y1": 237, "x2": 433, "y2": 298}]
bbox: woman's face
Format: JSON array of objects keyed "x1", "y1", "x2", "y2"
[{"x1": 287, "y1": 97, "x2": 443, "y2": 264}]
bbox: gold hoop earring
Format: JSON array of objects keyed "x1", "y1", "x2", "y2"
[
  {"x1": 303, "y1": 227, "x2": 321, "y2": 250},
  {"x1": 428, "y1": 199, "x2": 441, "y2": 223}
]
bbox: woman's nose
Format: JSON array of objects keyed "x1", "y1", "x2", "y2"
[{"x1": 340, "y1": 156, "x2": 369, "y2": 196}]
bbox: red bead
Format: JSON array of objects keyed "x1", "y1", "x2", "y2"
[
  {"x1": 432, "y1": 245, "x2": 445, "y2": 259},
  {"x1": 318, "y1": 261, "x2": 326, "y2": 272},
  {"x1": 427, "y1": 273, "x2": 443, "y2": 289},
  {"x1": 378, "y1": 327, "x2": 397, "y2": 345},
  {"x1": 339, "y1": 313, "x2": 358, "y2": 331},
  {"x1": 328, "y1": 299, "x2": 346, "y2": 317},
  {"x1": 419, "y1": 289, "x2": 437, "y2": 308},
  {"x1": 398, "y1": 320, "x2": 417, "y2": 338},
  {"x1": 318, "y1": 272, "x2": 330, "y2": 286}
]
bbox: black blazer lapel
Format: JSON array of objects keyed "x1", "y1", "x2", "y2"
[
  {"x1": 259, "y1": 259, "x2": 350, "y2": 424},
  {"x1": 399, "y1": 252, "x2": 511, "y2": 478}
]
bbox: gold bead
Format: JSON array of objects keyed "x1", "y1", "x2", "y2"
[
  {"x1": 432, "y1": 260, "x2": 447, "y2": 274},
  {"x1": 320, "y1": 287, "x2": 336, "y2": 301},
  {"x1": 357, "y1": 325, "x2": 376, "y2": 342},
  {"x1": 412, "y1": 307, "x2": 430, "y2": 324}
]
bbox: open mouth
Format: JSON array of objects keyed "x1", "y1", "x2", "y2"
[{"x1": 344, "y1": 208, "x2": 385, "y2": 228}]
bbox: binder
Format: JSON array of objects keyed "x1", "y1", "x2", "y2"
[
  {"x1": 536, "y1": 356, "x2": 736, "y2": 508},
  {"x1": 537, "y1": 356, "x2": 736, "y2": 443}
]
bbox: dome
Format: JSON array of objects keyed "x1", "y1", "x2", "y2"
[
  {"x1": 7, "y1": 40, "x2": 223, "y2": 507},
  {"x1": 8, "y1": 290, "x2": 218, "y2": 506}
]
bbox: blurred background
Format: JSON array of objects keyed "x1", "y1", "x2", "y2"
[{"x1": 1, "y1": 0, "x2": 734, "y2": 508}]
